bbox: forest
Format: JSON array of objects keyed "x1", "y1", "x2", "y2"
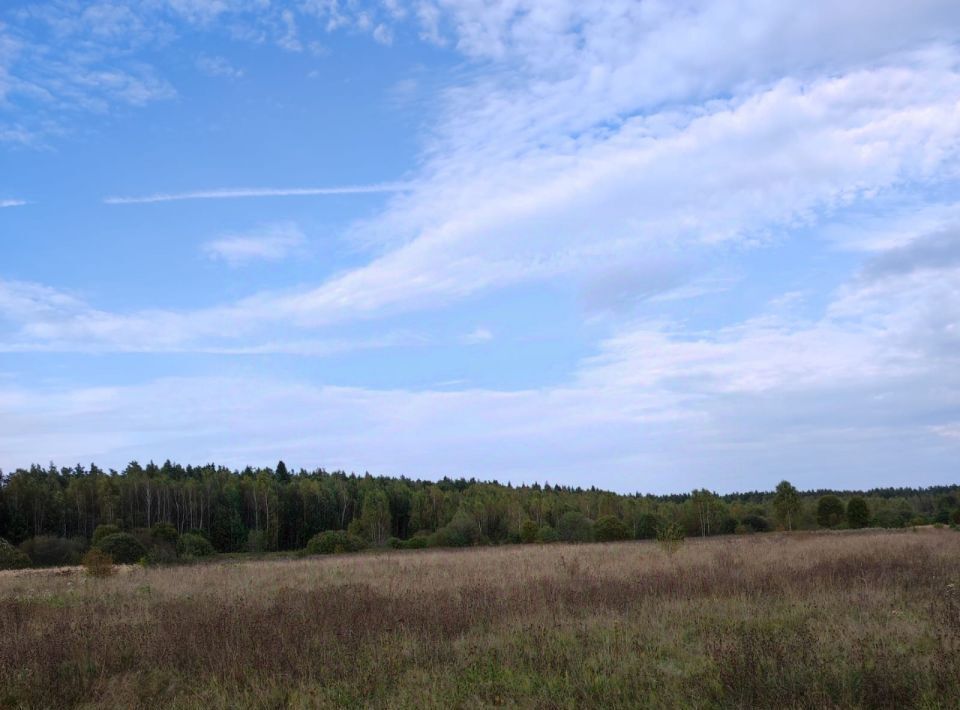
[{"x1": 2, "y1": 460, "x2": 958, "y2": 566}]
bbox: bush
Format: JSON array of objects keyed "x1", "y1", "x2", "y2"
[
  {"x1": 635, "y1": 513, "x2": 661, "y2": 540},
  {"x1": 92, "y1": 524, "x2": 122, "y2": 546},
  {"x1": 741, "y1": 514, "x2": 770, "y2": 533},
  {"x1": 816, "y1": 496, "x2": 846, "y2": 528},
  {"x1": 656, "y1": 521, "x2": 685, "y2": 555},
  {"x1": 536, "y1": 525, "x2": 559, "y2": 543},
  {"x1": 247, "y1": 529, "x2": 266, "y2": 553},
  {"x1": 0, "y1": 537, "x2": 30, "y2": 570},
  {"x1": 846, "y1": 497, "x2": 870, "y2": 529},
  {"x1": 557, "y1": 511, "x2": 594, "y2": 542},
  {"x1": 150, "y1": 523, "x2": 179, "y2": 546},
  {"x1": 438, "y1": 511, "x2": 479, "y2": 547},
  {"x1": 594, "y1": 515, "x2": 630, "y2": 542},
  {"x1": 306, "y1": 530, "x2": 367, "y2": 555},
  {"x1": 520, "y1": 519, "x2": 539, "y2": 543},
  {"x1": 97, "y1": 533, "x2": 147, "y2": 564},
  {"x1": 178, "y1": 533, "x2": 215, "y2": 558},
  {"x1": 82, "y1": 548, "x2": 115, "y2": 577},
  {"x1": 401, "y1": 535, "x2": 429, "y2": 550},
  {"x1": 19, "y1": 536, "x2": 86, "y2": 567}
]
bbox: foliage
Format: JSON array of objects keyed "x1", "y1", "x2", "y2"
[
  {"x1": 520, "y1": 519, "x2": 539, "y2": 543},
  {"x1": 740, "y1": 514, "x2": 770, "y2": 533},
  {"x1": 178, "y1": 533, "x2": 215, "y2": 558},
  {"x1": 536, "y1": 525, "x2": 559, "y2": 543},
  {"x1": 594, "y1": 515, "x2": 630, "y2": 542},
  {"x1": 773, "y1": 481, "x2": 802, "y2": 531},
  {"x1": 150, "y1": 523, "x2": 179, "y2": 546},
  {"x1": 19, "y1": 536, "x2": 86, "y2": 567},
  {"x1": 816, "y1": 496, "x2": 846, "y2": 528},
  {"x1": 557, "y1": 511, "x2": 594, "y2": 542},
  {"x1": 82, "y1": 548, "x2": 115, "y2": 577},
  {"x1": 846, "y1": 497, "x2": 870, "y2": 529},
  {"x1": 0, "y1": 537, "x2": 30, "y2": 570},
  {"x1": 656, "y1": 521, "x2": 685, "y2": 555},
  {"x1": 634, "y1": 513, "x2": 661, "y2": 539},
  {"x1": 92, "y1": 524, "x2": 122, "y2": 546},
  {"x1": 247, "y1": 529, "x2": 266, "y2": 554},
  {"x1": 97, "y1": 533, "x2": 147, "y2": 564},
  {"x1": 306, "y1": 530, "x2": 367, "y2": 555}
]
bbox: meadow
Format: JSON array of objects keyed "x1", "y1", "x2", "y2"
[{"x1": 1, "y1": 529, "x2": 959, "y2": 709}]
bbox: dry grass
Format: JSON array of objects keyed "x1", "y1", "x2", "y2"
[{"x1": 1, "y1": 529, "x2": 958, "y2": 708}]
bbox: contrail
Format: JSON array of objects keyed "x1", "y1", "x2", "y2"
[
  {"x1": 103, "y1": 183, "x2": 413, "y2": 205},
  {"x1": 0, "y1": 199, "x2": 27, "y2": 208}
]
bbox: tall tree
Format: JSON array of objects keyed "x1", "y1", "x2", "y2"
[{"x1": 773, "y1": 480, "x2": 802, "y2": 531}]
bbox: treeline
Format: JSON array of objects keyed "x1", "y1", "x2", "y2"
[{"x1": 1, "y1": 461, "x2": 958, "y2": 564}]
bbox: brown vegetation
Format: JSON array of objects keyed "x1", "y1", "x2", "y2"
[{"x1": 1, "y1": 529, "x2": 958, "y2": 708}]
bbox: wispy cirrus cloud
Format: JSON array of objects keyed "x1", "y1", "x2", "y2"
[
  {"x1": 103, "y1": 182, "x2": 413, "y2": 204},
  {"x1": 202, "y1": 222, "x2": 306, "y2": 266},
  {"x1": 0, "y1": 199, "x2": 27, "y2": 208}
]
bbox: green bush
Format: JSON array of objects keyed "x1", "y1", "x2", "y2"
[
  {"x1": 92, "y1": 524, "x2": 122, "y2": 546},
  {"x1": 536, "y1": 525, "x2": 559, "y2": 543},
  {"x1": 816, "y1": 496, "x2": 846, "y2": 528},
  {"x1": 0, "y1": 537, "x2": 30, "y2": 570},
  {"x1": 656, "y1": 521, "x2": 685, "y2": 555},
  {"x1": 557, "y1": 511, "x2": 594, "y2": 542},
  {"x1": 97, "y1": 533, "x2": 147, "y2": 564},
  {"x1": 846, "y1": 497, "x2": 870, "y2": 529},
  {"x1": 401, "y1": 535, "x2": 429, "y2": 550},
  {"x1": 438, "y1": 511, "x2": 479, "y2": 547},
  {"x1": 741, "y1": 514, "x2": 770, "y2": 533},
  {"x1": 520, "y1": 519, "x2": 539, "y2": 543},
  {"x1": 594, "y1": 515, "x2": 630, "y2": 542},
  {"x1": 635, "y1": 513, "x2": 661, "y2": 539},
  {"x1": 19, "y1": 536, "x2": 86, "y2": 567},
  {"x1": 178, "y1": 533, "x2": 215, "y2": 558},
  {"x1": 306, "y1": 530, "x2": 367, "y2": 555},
  {"x1": 150, "y1": 523, "x2": 179, "y2": 546}
]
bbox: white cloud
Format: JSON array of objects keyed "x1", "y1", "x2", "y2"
[
  {"x1": 461, "y1": 327, "x2": 492, "y2": 345},
  {"x1": 103, "y1": 182, "x2": 412, "y2": 204},
  {"x1": 202, "y1": 222, "x2": 306, "y2": 266},
  {"x1": 195, "y1": 54, "x2": 243, "y2": 79},
  {"x1": 0, "y1": 199, "x2": 27, "y2": 208}
]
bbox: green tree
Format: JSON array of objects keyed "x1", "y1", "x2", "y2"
[
  {"x1": 846, "y1": 497, "x2": 870, "y2": 528},
  {"x1": 557, "y1": 511, "x2": 594, "y2": 542},
  {"x1": 594, "y1": 515, "x2": 630, "y2": 542},
  {"x1": 520, "y1": 519, "x2": 539, "y2": 543},
  {"x1": 773, "y1": 480, "x2": 802, "y2": 531},
  {"x1": 816, "y1": 495, "x2": 845, "y2": 528}
]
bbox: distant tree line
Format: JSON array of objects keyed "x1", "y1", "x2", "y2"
[{"x1": 1, "y1": 461, "x2": 958, "y2": 567}]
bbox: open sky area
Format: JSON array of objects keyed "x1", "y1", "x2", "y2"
[{"x1": 1, "y1": 0, "x2": 959, "y2": 493}]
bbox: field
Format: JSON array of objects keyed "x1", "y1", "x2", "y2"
[{"x1": 2, "y1": 529, "x2": 959, "y2": 709}]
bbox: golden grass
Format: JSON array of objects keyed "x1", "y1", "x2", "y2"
[{"x1": 2, "y1": 529, "x2": 958, "y2": 708}]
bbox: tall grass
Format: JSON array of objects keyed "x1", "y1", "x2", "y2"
[{"x1": 1, "y1": 529, "x2": 958, "y2": 708}]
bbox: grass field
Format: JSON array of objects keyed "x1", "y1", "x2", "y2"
[{"x1": 2, "y1": 529, "x2": 959, "y2": 708}]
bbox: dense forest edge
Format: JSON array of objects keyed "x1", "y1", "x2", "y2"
[{"x1": 1, "y1": 460, "x2": 959, "y2": 569}]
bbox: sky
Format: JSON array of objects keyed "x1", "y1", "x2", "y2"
[{"x1": 1, "y1": 0, "x2": 959, "y2": 493}]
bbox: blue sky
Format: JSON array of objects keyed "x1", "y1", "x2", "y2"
[{"x1": 2, "y1": 1, "x2": 960, "y2": 493}]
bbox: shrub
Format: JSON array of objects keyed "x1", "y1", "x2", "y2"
[
  {"x1": 247, "y1": 529, "x2": 266, "y2": 553},
  {"x1": 438, "y1": 511, "x2": 480, "y2": 547},
  {"x1": 178, "y1": 533, "x2": 215, "y2": 558},
  {"x1": 536, "y1": 525, "x2": 559, "y2": 543},
  {"x1": 816, "y1": 496, "x2": 846, "y2": 528},
  {"x1": 520, "y1": 519, "x2": 539, "y2": 543},
  {"x1": 82, "y1": 548, "x2": 115, "y2": 577},
  {"x1": 872, "y1": 509, "x2": 906, "y2": 529},
  {"x1": 19, "y1": 536, "x2": 86, "y2": 567},
  {"x1": 401, "y1": 535, "x2": 429, "y2": 550},
  {"x1": 97, "y1": 533, "x2": 147, "y2": 564},
  {"x1": 0, "y1": 537, "x2": 30, "y2": 570},
  {"x1": 656, "y1": 521, "x2": 685, "y2": 555},
  {"x1": 91, "y1": 524, "x2": 122, "y2": 546},
  {"x1": 741, "y1": 514, "x2": 770, "y2": 533},
  {"x1": 306, "y1": 530, "x2": 367, "y2": 555},
  {"x1": 557, "y1": 511, "x2": 594, "y2": 542},
  {"x1": 846, "y1": 497, "x2": 870, "y2": 529},
  {"x1": 635, "y1": 513, "x2": 661, "y2": 539},
  {"x1": 150, "y1": 523, "x2": 179, "y2": 547},
  {"x1": 594, "y1": 515, "x2": 630, "y2": 542}
]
